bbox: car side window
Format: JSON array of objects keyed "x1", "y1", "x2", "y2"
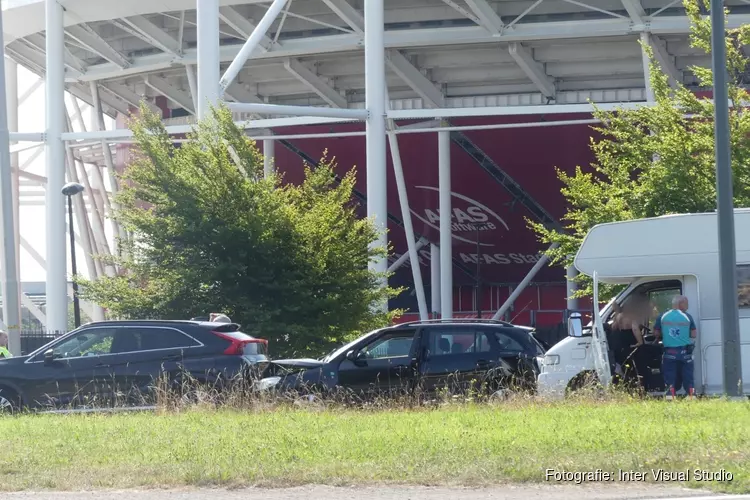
[
  {"x1": 494, "y1": 330, "x2": 527, "y2": 353},
  {"x1": 137, "y1": 328, "x2": 201, "y2": 351},
  {"x1": 50, "y1": 328, "x2": 118, "y2": 359},
  {"x1": 428, "y1": 329, "x2": 491, "y2": 356},
  {"x1": 362, "y1": 331, "x2": 416, "y2": 359}
]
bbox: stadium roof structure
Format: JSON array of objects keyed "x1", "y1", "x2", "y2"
[
  {"x1": 4, "y1": 0, "x2": 748, "y2": 119},
  {"x1": 1, "y1": 0, "x2": 748, "y2": 338}
]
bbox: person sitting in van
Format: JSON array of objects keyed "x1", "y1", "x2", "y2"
[
  {"x1": 610, "y1": 301, "x2": 645, "y2": 384},
  {"x1": 653, "y1": 295, "x2": 697, "y2": 399}
]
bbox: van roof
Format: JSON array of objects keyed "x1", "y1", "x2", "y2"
[{"x1": 574, "y1": 209, "x2": 750, "y2": 280}]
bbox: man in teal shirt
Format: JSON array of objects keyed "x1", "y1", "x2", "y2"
[
  {"x1": 0, "y1": 331, "x2": 12, "y2": 359},
  {"x1": 653, "y1": 295, "x2": 697, "y2": 398}
]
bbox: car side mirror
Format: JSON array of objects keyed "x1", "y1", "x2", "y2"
[
  {"x1": 43, "y1": 349, "x2": 56, "y2": 365},
  {"x1": 568, "y1": 312, "x2": 583, "y2": 338},
  {"x1": 346, "y1": 349, "x2": 367, "y2": 366}
]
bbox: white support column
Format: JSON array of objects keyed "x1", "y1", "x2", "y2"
[
  {"x1": 430, "y1": 243, "x2": 441, "y2": 318},
  {"x1": 45, "y1": 0, "x2": 68, "y2": 336},
  {"x1": 185, "y1": 64, "x2": 199, "y2": 112},
  {"x1": 263, "y1": 136, "x2": 275, "y2": 178},
  {"x1": 640, "y1": 32, "x2": 655, "y2": 102},
  {"x1": 387, "y1": 118, "x2": 428, "y2": 321},
  {"x1": 365, "y1": 0, "x2": 388, "y2": 309},
  {"x1": 5, "y1": 59, "x2": 19, "y2": 283},
  {"x1": 197, "y1": 0, "x2": 220, "y2": 119},
  {"x1": 438, "y1": 129, "x2": 452, "y2": 319},
  {"x1": 566, "y1": 263, "x2": 579, "y2": 312},
  {"x1": 0, "y1": 9, "x2": 22, "y2": 353}
]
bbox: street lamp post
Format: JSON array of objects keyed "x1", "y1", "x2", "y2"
[
  {"x1": 62, "y1": 182, "x2": 85, "y2": 329},
  {"x1": 710, "y1": 0, "x2": 742, "y2": 397}
]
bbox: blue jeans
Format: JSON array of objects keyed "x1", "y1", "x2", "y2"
[{"x1": 662, "y1": 346, "x2": 694, "y2": 394}]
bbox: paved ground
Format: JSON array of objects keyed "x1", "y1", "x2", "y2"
[{"x1": 3, "y1": 485, "x2": 749, "y2": 500}]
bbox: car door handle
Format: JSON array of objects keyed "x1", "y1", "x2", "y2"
[
  {"x1": 476, "y1": 359, "x2": 491, "y2": 369},
  {"x1": 94, "y1": 362, "x2": 110, "y2": 368},
  {"x1": 163, "y1": 354, "x2": 181, "y2": 361}
]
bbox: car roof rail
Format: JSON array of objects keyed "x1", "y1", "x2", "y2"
[{"x1": 396, "y1": 318, "x2": 515, "y2": 327}]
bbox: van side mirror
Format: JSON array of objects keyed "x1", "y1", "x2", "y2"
[{"x1": 568, "y1": 312, "x2": 583, "y2": 338}]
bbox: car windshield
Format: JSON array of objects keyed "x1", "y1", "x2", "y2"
[{"x1": 321, "y1": 329, "x2": 381, "y2": 363}]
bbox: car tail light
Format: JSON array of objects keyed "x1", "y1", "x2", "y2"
[{"x1": 212, "y1": 331, "x2": 269, "y2": 356}]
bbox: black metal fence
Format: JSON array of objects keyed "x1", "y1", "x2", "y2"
[{"x1": 20, "y1": 329, "x2": 58, "y2": 356}]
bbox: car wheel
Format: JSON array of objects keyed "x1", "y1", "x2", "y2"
[{"x1": 0, "y1": 387, "x2": 21, "y2": 413}]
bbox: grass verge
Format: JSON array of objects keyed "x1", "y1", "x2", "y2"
[{"x1": 1, "y1": 399, "x2": 749, "y2": 492}]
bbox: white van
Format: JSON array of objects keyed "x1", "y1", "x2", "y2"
[{"x1": 537, "y1": 210, "x2": 750, "y2": 398}]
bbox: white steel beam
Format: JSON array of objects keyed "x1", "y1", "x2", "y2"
[
  {"x1": 21, "y1": 294, "x2": 47, "y2": 327},
  {"x1": 386, "y1": 101, "x2": 649, "y2": 120},
  {"x1": 197, "y1": 0, "x2": 220, "y2": 119},
  {"x1": 144, "y1": 76, "x2": 195, "y2": 114},
  {"x1": 386, "y1": 104, "x2": 428, "y2": 320},
  {"x1": 66, "y1": 24, "x2": 131, "y2": 68},
  {"x1": 64, "y1": 124, "x2": 100, "y2": 285},
  {"x1": 89, "y1": 83, "x2": 124, "y2": 265},
  {"x1": 321, "y1": 0, "x2": 365, "y2": 33},
  {"x1": 646, "y1": 33, "x2": 682, "y2": 87},
  {"x1": 465, "y1": 0, "x2": 505, "y2": 34},
  {"x1": 75, "y1": 13, "x2": 750, "y2": 83},
  {"x1": 219, "y1": 0, "x2": 288, "y2": 95},
  {"x1": 620, "y1": 0, "x2": 646, "y2": 24},
  {"x1": 185, "y1": 64, "x2": 199, "y2": 111},
  {"x1": 224, "y1": 81, "x2": 263, "y2": 104},
  {"x1": 226, "y1": 101, "x2": 366, "y2": 119},
  {"x1": 218, "y1": 6, "x2": 274, "y2": 49},
  {"x1": 120, "y1": 16, "x2": 181, "y2": 55},
  {"x1": 25, "y1": 33, "x2": 86, "y2": 77},
  {"x1": 388, "y1": 238, "x2": 428, "y2": 273},
  {"x1": 283, "y1": 58, "x2": 347, "y2": 108},
  {"x1": 508, "y1": 42, "x2": 555, "y2": 98},
  {"x1": 385, "y1": 50, "x2": 444, "y2": 108},
  {"x1": 45, "y1": 0, "x2": 68, "y2": 336},
  {"x1": 67, "y1": 83, "x2": 131, "y2": 116},
  {"x1": 492, "y1": 243, "x2": 560, "y2": 320},
  {"x1": 19, "y1": 78, "x2": 43, "y2": 105},
  {"x1": 100, "y1": 82, "x2": 159, "y2": 114}
]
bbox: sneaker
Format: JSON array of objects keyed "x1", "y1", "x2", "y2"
[{"x1": 665, "y1": 394, "x2": 674, "y2": 401}]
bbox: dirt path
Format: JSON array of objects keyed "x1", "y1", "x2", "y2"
[{"x1": 3, "y1": 484, "x2": 748, "y2": 500}]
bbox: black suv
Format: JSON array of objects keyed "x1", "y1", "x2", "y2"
[
  {"x1": 0, "y1": 320, "x2": 268, "y2": 411},
  {"x1": 256, "y1": 319, "x2": 546, "y2": 398}
]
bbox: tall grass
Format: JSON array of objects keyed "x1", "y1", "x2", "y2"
[{"x1": 1, "y1": 394, "x2": 749, "y2": 492}]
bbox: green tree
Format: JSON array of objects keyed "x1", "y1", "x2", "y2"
[
  {"x1": 78, "y1": 106, "x2": 400, "y2": 358},
  {"x1": 531, "y1": 0, "x2": 750, "y2": 299}
]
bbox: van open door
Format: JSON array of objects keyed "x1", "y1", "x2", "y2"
[{"x1": 591, "y1": 272, "x2": 612, "y2": 387}]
